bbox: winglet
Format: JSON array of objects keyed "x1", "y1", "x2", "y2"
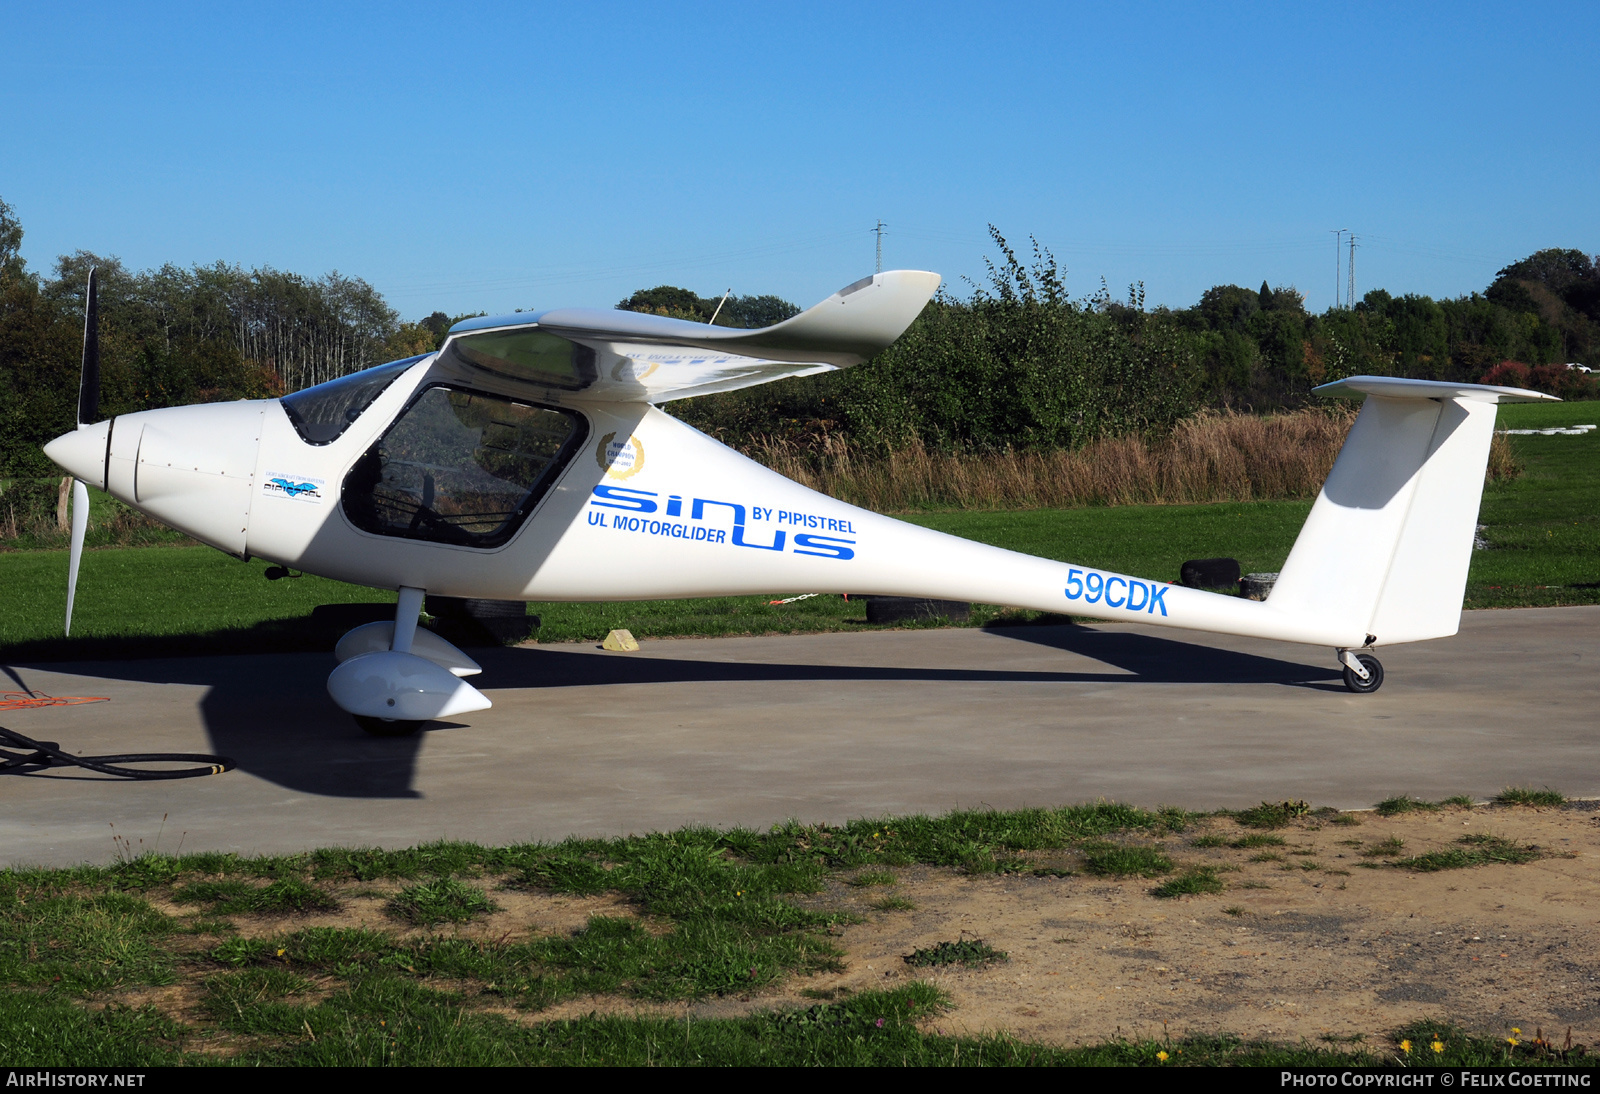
[{"x1": 718, "y1": 270, "x2": 943, "y2": 365}]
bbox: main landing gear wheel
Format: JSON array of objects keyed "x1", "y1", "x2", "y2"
[
  {"x1": 354, "y1": 715, "x2": 425, "y2": 737},
  {"x1": 1342, "y1": 653, "x2": 1384, "y2": 694}
]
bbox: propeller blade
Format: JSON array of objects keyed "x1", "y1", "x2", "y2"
[
  {"x1": 65, "y1": 479, "x2": 89, "y2": 636},
  {"x1": 78, "y1": 267, "x2": 99, "y2": 426}
]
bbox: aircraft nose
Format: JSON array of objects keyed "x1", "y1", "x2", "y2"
[{"x1": 42, "y1": 421, "x2": 111, "y2": 488}]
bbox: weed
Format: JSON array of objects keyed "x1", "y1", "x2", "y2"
[
  {"x1": 1391, "y1": 836, "x2": 1541, "y2": 872},
  {"x1": 1190, "y1": 835, "x2": 1228, "y2": 848},
  {"x1": 0, "y1": 889, "x2": 177, "y2": 992},
  {"x1": 904, "y1": 940, "x2": 1006, "y2": 968},
  {"x1": 1154, "y1": 807, "x2": 1196, "y2": 834},
  {"x1": 1153, "y1": 868, "x2": 1225, "y2": 898},
  {"x1": 170, "y1": 876, "x2": 336, "y2": 915},
  {"x1": 1081, "y1": 845, "x2": 1173, "y2": 878},
  {"x1": 1231, "y1": 834, "x2": 1286, "y2": 849},
  {"x1": 1494, "y1": 787, "x2": 1566, "y2": 808},
  {"x1": 1442, "y1": 796, "x2": 1476, "y2": 808},
  {"x1": 1223, "y1": 906, "x2": 1247, "y2": 917},
  {"x1": 1360, "y1": 838, "x2": 1406, "y2": 858},
  {"x1": 1249, "y1": 852, "x2": 1285, "y2": 863},
  {"x1": 847, "y1": 871, "x2": 896, "y2": 888},
  {"x1": 0, "y1": 993, "x2": 191, "y2": 1066},
  {"x1": 870, "y1": 896, "x2": 916, "y2": 912},
  {"x1": 1329, "y1": 815, "x2": 1362, "y2": 827},
  {"x1": 1235, "y1": 801, "x2": 1310, "y2": 829},
  {"x1": 202, "y1": 968, "x2": 316, "y2": 1029},
  {"x1": 1375, "y1": 795, "x2": 1440, "y2": 817},
  {"x1": 385, "y1": 879, "x2": 498, "y2": 926},
  {"x1": 171, "y1": 880, "x2": 254, "y2": 910}
]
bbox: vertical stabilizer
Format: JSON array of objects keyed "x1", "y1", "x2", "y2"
[{"x1": 1268, "y1": 377, "x2": 1555, "y2": 646}]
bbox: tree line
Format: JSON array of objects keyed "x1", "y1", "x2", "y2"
[
  {"x1": 1, "y1": 195, "x2": 1594, "y2": 479},
  {"x1": 671, "y1": 231, "x2": 1599, "y2": 454}
]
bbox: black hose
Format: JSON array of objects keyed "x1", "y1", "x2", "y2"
[{"x1": 0, "y1": 725, "x2": 234, "y2": 780}]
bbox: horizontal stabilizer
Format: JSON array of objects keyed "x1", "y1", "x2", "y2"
[{"x1": 1313, "y1": 375, "x2": 1558, "y2": 404}]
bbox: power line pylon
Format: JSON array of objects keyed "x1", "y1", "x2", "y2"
[
  {"x1": 1330, "y1": 229, "x2": 1346, "y2": 308},
  {"x1": 1347, "y1": 234, "x2": 1358, "y2": 309},
  {"x1": 874, "y1": 220, "x2": 886, "y2": 273}
]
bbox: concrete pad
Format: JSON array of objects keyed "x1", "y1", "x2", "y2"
[{"x1": 2, "y1": 606, "x2": 1595, "y2": 867}]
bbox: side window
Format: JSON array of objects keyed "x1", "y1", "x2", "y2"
[
  {"x1": 442, "y1": 328, "x2": 597, "y2": 390},
  {"x1": 341, "y1": 386, "x2": 587, "y2": 548},
  {"x1": 281, "y1": 356, "x2": 426, "y2": 445}
]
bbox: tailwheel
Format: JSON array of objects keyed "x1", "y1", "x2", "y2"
[
  {"x1": 354, "y1": 715, "x2": 425, "y2": 737},
  {"x1": 1341, "y1": 653, "x2": 1384, "y2": 694}
]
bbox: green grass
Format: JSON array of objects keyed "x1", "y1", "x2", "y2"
[
  {"x1": 173, "y1": 877, "x2": 340, "y2": 916},
  {"x1": 384, "y1": 879, "x2": 498, "y2": 926},
  {"x1": 0, "y1": 801, "x2": 1577, "y2": 1068},
  {"x1": 1389, "y1": 836, "x2": 1542, "y2": 872},
  {"x1": 1467, "y1": 401, "x2": 1600, "y2": 608},
  {"x1": 1080, "y1": 845, "x2": 1174, "y2": 878},
  {"x1": 903, "y1": 940, "x2": 1006, "y2": 968},
  {"x1": 847, "y1": 870, "x2": 897, "y2": 887},
  {"x1": 2, "y1": 398, "x2": 1590, "y2": 659},
  {"x1": 1233, "y1": 800, "x2": 1310, "y2": 829},
  {"x1": 1152, "y1": 868, "x2": 1225, "y2": 898},
  {"x1": 1376, "y1": 794, "x2": 1442, "y2": 817},
  {"x1": 1494, "y1": 786, "x2": 1567, "y2": 807},
  {"x1": 7, "y1": 977, "x2": 1587, "y2": 1066},
  {"x1": 869, "y1": 896, "x2": 916, "y2": 912}
]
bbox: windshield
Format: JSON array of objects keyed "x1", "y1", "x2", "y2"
[{"x1": 280, "y1": 356, "x2": 426, "y2": 445}]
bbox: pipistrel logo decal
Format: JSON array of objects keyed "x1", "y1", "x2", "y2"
[
  {"x1": 596, "y1": 433, "x2": 645, "y2": 480},
  {"x1": 263, "y1": 472, "x2": 325, "y2": 503}
]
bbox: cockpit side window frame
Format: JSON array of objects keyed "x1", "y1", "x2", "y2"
[{"x1": 339, "y1": 382, "x2": 590, "y2": 551}]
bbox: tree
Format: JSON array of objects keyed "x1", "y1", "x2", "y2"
[
  {"x1": 616, "y1": 285, "x2": 800, "y2": 328},
  {"x1": 0, "y1": 195, "x2": 22, "y2": 275}
]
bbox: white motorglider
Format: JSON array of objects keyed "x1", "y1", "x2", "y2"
[{"x1": 44, "y1": 268, "x2": 1555, "y2": 732}]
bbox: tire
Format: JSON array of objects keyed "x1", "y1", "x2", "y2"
[
  {"x1": 354, "y1": 715, "x2": 425, "y2": 737},
  {"x1": 1342, "y1": 654, "x2": 1384, "y2": 694}
]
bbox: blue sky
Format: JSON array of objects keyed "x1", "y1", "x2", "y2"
[{"x1": 4, "y1": 1, "x2": 1596, "y2": 319}]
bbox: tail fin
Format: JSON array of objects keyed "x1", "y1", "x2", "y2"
[{"x1": 1268, "y1": 377, "x2": 1556, "y2": 645}]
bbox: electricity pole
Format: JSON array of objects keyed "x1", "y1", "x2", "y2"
[
  {"x1": 1330, "y1": 229, "x2": 1346, "y2": 308},
  {"x1": 874, "y1": 220, "x2": 886, "y2": 273},
  {"x1": 1347, "y1": 234, "x2": 1357, "y2": 310}
]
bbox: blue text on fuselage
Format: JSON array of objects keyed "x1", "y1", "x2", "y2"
[
  {"x1": 589, "y1": 486, "x2": 855, "y2": 560},
  {"x1": 1064, "y1": 568, "x2": 1169, "y2": 616}
]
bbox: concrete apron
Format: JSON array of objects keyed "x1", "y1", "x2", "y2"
[{"x1": 2, "y1": 605, "x2": 1595, "y2": 867}]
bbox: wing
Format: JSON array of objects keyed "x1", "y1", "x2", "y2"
[{"x1": 431, "y1": 270, "x2": 940, "y2": 404}]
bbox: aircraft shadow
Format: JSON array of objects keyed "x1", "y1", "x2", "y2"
[
  {"x1": 5, "y1": 625, "x2": 1337, "y2": 800},
  {"x1": 469, "y1": 625, "x2": 1339, "y2": 691}
]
